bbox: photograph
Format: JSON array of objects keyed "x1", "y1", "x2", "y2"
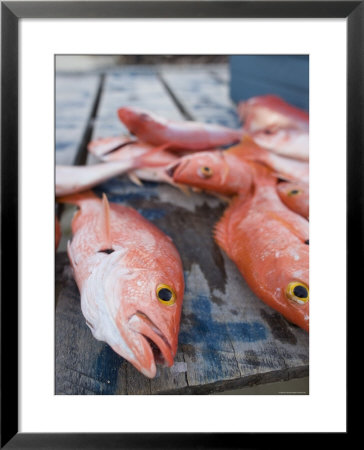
[
  {"x1": 55, "y1": 54, "x2": 309, "y2": 395},
  {"x1": 1, "y1": 0, "x2": 355, "y2": 444}
]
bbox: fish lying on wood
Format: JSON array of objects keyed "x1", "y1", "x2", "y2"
[
  {"x1": 57, "y1": 191, "x2": 185, "y2": 378},
  {"x1": 168, "y1": 147, "x2": 309, "y2": 330},
  {"x1": 88, "y1": 136, "x2": 191, "y2": 193},
  {"x1": 277, "y1": 181, "x2": 309, "y2": 219},
  {"x1": 168, "y1": 138, "x2": 308, "y2": 196},
  {"x1": 214, "y1": 165, "x2": 309, "y2": 331},
  {"x1": 88, "y1": 135, "x2": 178, "y2": 167},
  {"x1": 167, "y1": 148, "x2": 254, "y2": 197},
  {"x1": 117, "y1": 106, "x2": 243, "y2": 151},
  {"x1": 228, "y1": 139, "x2": 309, "y2": 183},
  {"x1": 249, "y1": 126, "x2": 309, "y2": 162},
  {"x1": 56, "y1": 146, "x2": 164, "y2": 196},
  {"x1": 238, "y1": 94, "x2": 309, "y2": 133},
  {"x1": 238, "y1": 95, "x2": 309, "y2": 161}
]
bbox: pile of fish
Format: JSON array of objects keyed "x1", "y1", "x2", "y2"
[{"x1": 56, "y1": 94, "x2": 309, "y2": 378}]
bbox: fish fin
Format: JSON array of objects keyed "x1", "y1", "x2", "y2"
[
  {"x1": 56, "y1": 190, "x2": 97, "y2": 206},
  {"x1": 213, "y1": 214, "x2": 230, "y2": 254},
  {"x1": 213, "y1": 195, "x2": 250, "y2": 253},
  {"x1": 101, "y1": 193, "x2": 112, "y2": 246},
  {"x1": 226, "y1": 136, "x2": 264, "y2": 159},
  {"x1": 174, "y1": 183, "x2": 190, "y2": 196},
  {"x1": 227, "y1": 138, "x2": 277, "y2": 182},
  {"x1": 128, "y1": 171, "x2": 144, "y2": 186},
  {"x1": 213, "y1": 197, "x2": 239, "y2": 253}
]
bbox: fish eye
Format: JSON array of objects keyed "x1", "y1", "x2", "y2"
[
  {"x1": 199, "y1": 166, "x2": 213, "y2": 178},
  {"x1": 288, "y1": 189, "x2": 302, "y2": 196},
  {"x1": 156, "y1": 284, "x2": 176, "y2": 306},
  {"x1": 286, "y1": 282, "x2": 309, "y2": 305}
]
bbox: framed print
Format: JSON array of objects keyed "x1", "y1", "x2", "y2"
[{"x1": 1, "y1": 1, "x2": 359, "y2": 447}]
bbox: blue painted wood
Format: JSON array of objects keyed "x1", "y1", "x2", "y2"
[
  {"x1": 56, "y1": 177, "x2": 309, "y2": 394},
  {"x1": 229, "y1": 55, "x2": 309, "y2": 111}
]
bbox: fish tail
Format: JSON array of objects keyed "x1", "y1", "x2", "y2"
[{"x1": 56, "y1": 190, "x2": 98, "y2": 206}]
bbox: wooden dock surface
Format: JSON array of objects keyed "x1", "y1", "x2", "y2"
[{"x1": 55, "y1": 63, "x2": 309, "y2": 395}]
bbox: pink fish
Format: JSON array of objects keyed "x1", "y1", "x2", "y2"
[
  {"x1": 57, "y1": 191, "x2": 185, "y2": 378},
  {"x1": 228, "y1": 139, "x2": 309, "y2": 183},
  {"x1": 88, "y1": 136, "x2": 179, "y2": 167},
  {"x1": 87, "y1": 135, "x2": 137, "y2": 159},
  {"x1": 167, "y1": 149, "x2": 254, "y2": 197},
  {"x1": 214, "y1": 166, "x2": 309, "y2": 331},
  {"x1": 169, "y1": 139, "x2": 308, "y2": 196},
  {"x1": 250, "y1": 126, "x2": 309, "y2": 161},
  {"x1": 277, "y1": 181, "x2": 309, "y2": 219},
  {"x1": 117, "y1": 106, "x2": 243, "y2": 151},
  {"x1": 56, "y1": 146, "x2": 164, "y2": 196},
  {"x1": 238, "y1": 94, "x2": 309, "y2": 132},
  {"x1": 238, "y1": 95, "x2": 309, "y2": 161}
]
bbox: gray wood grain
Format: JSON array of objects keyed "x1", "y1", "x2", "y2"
[
  {"x1": 86, "y1": 67, "x2": 185, "y2": 166},
  {"x1": 56, "y1": 74, "x2": 100, "y2": 165},
  {"x1": 160, "y1": 67, "x2": 240, "y2": 128}
]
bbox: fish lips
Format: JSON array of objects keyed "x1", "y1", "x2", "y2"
[
  {"x1": 165, "y1": 158, "x2": 190, "y2": 181},
  {"x1": 128, "y1": 312, "x2": 174, "y2": 377}
]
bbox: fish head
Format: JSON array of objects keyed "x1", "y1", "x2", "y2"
[
  {"x1": 117, "y1": 107, "x2": 163, "y2": 140},
  {"x1": 277, "y1": 182, "x2": 309, "y2": 219},
  {"x1": 117, "y1": 106, "x2": 143, "y2": 130},
  {"x1": 167, "y1": 150, "x2": 249, "y2": 195},
  {"x1": 239, "y1": 95, "x2": 309, "y2": 132},
  {"x1": 85, "y1": 245, "x2": 184, "y2": 378},
  {"x1": 273, "y1": 249, "x2": 309, "y2": 331},
  {"x1": 251, "y1": 126, "x2": 291, "y2": 149}
]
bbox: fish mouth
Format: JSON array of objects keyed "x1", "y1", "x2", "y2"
[
  {"x1": 128, "y1": 311, "x2": 174, "y2": 371},
  {"x1": 165, "y1": 159, "x2": 189, "y2": 180}
]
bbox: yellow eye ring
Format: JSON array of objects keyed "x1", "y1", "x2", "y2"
[
  {"x1": 156, "y1": 284, "x2": 176, "y2": 306},
  {"x1": 199, "y1": 166, "x2": 213, "y2": 178},
  {"x1": 286, "y1": 282, "x2": 309, "y2": 304},
  {"x1": 287, "y1": 189, "x2": 302, "y2": 196}
]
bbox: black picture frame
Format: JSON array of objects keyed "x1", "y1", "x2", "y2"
[{"x1": 1, "y1": 1, "x2": 358, "y2": 447}]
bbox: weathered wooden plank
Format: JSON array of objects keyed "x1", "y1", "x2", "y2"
[
  {"x1": 55, "y1": 261, "x2": 126, "y2": 395},
  {"x1": 55, "y1": 74, "x2": 100, "y2": 165},
  {"x1": 160, "y1": 68, "x2": 240, "y2": 128},
  {"x1": 55, "y1": 64, "x2": 309, "y2": 395},
  {"x1": 55, "y1": 180, "x2": 308, "y2": 395},
  {"x1": 91, "y1": 69, "x2": 184, "y2": 139},
  {"x1": 86, "y1": 68, "x2": 186, "y2": 166}
]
